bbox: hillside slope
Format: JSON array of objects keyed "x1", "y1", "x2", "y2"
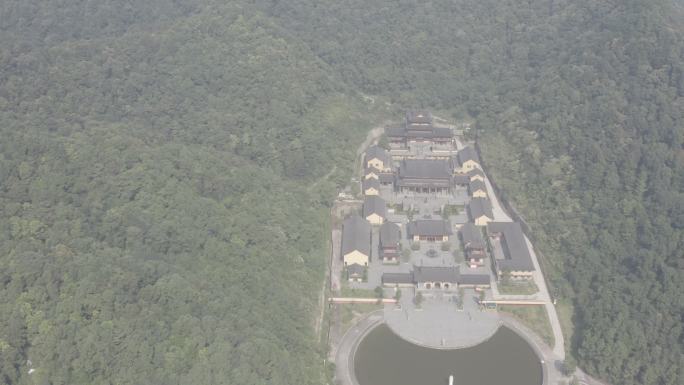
[
  {"x1": 0, "y1": 2, "x2": 380, "y2": 384},
  {"x1": 254, "y1": 1, "x2": 683, "y2": 384},
  {"x1": 0, "y1": 1, "x2": 682, "y2": 385}
]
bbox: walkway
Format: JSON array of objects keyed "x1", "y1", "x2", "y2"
[
  {"x1": 484, "y1": 174, "x2": 565, "y2": 359},
  {"x1": 334, "y1": 311, "x2": 384, "y2": 385}
]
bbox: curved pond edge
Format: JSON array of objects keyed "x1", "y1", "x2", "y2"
[
  {"x1": 341, "y1": 313, "x2": 548, "y2": 385},
  {"x1": 384, "y1": 316, "x2": 504, "y2": 350}
]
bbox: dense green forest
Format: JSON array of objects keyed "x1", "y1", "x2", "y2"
[{"x1": 1, "y1": 1, "x2": 682, "y2": 385}]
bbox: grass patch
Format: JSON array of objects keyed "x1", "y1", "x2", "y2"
[
  {"x1": 339, "y1": 303, "x2": 383, "y2": 333},
  {"x1": 499, "y1": 305, "x2": 554, "y2": 348},
  {"x1": 556, "y1": 300, "x2": 575, "y2": 356},
  {"x1": 442, "y1": 204, "x2": 464, "y2": 216},
  {"x1": 498, "y1": 280, "x2": 539, "y2": 295},
  {"x1": 340, "y1": 285, "x2": 378, "y2": 298}
]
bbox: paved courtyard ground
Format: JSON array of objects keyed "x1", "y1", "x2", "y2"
[{"x1": 384, "y1": 288, "x2": 501, "y2": 348}]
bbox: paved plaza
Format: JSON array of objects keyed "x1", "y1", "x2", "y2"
[{"x1": 384, "y1": 289, "x2": 501, "y2": 349}]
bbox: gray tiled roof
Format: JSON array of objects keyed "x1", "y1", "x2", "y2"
[
  {"x1": 382, "y1": 272, "x2": 414, "y2": 285},
  {"x1": 468, "y1": 168, "x2": 484, "y2": 178},
  {"x1": 407, "y1": 219, "x2": 453, "y2": 237},
  {"x1": 379, "y1": 173, "x2": 395, "y2": 184},
  {"x1": 379, "y1": 222, "x2": 401, "y2": 247},
  {"x1": 341, "y1": 215, "x2": 371, "y2": 257},
  {"x1": 347, "y1": 263, "x2": 365, "y2": 277},
  {"x1": 399, "y1": 159, "x2": 452, "y2": 179},
  {"x1": 468, "y1": 198, "x2": 493, "y2": 220},
  {"x1": 453, "y1": 174, "x2": 470, "y2": 185},
  {"x1": 364, "y1": 166, "x2": 381, "y2": 176},
  {"x1": 382, "y1": 267, "x2": 490, "y2": 286},
  {"x1": 486, "y1": 222, "x2": 535, "y2": 272},
  {"x1": 431, "y1": 126, "x2": 453, "y2": 138},
  {"x1": 364, "y1": 145, "x2": 390, "y2": 167},
  {"x1": 459, "y1": 223, "x2": 485, "y2": 250},
  {"x1": 469, "y1": 179, "x2": 487, "y2": 193},
  {"x1": 363, "y1": 196, "x2": 387, "y2": 219},
  {"x1": 458, "y1": 273, "x2": 491, "y2": 286},
  {"x1": 362, "y1": 178, "x2": 380, "y2": 191},
  {"x1": 413, "y1": 266, "x2": 460, "y2": 283},
  {"x1": 457, "y1": 146, "x2": 480, "y2": 165}
]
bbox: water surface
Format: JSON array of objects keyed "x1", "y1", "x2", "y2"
[{"x1": 354, "y1": 324, "x2": 542, "y2": 385}]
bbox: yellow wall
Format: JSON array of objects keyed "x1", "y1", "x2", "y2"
[
  {"x1": 364, "y1": 172, "x2": 379, "y2": 180},
  {"x1": 472, "y1": 190, "x2": 487, "y2": 198},
  {"x1": 364, "y1": 187, "x2": 379, "y2": 196},
  {"x1": 474, "y1": 215, "x2": 491, "y2": 226},
  {"x1": 470, "y1": 174, "x2": 485, "y2": 182},
  {"x1": 344, "y1": 250, "x2": 369, "y2": 266},
  {"x1": 366, "y1": 213, "x2": 384, "y2": 225},
  {"x1": 367, "y1": 158, "x2": 391, "y2": 172},
  {"x1": 367, "y1": 159, "x2": 384, "y2": 170},
  {"x1": 508, "y1": 270, "x2": 534, "y2": 278},
  {"x1": 461, "y1": 160, "x2": 480, "y2": 172},
  {"x1": 412, "y1": 235, "x2": 449, "y2": 242}
]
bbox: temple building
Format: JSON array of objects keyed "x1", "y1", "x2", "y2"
[
  {"x1": 407, "y1": 219, "x2": 453, "y2": 242},
  {"x1": 341, "y1": 215, "x2": 371, "y2": 266},
  {"x1": 486, "y1": 222, "x2": 535, "y2": 280},
  {"x1": 386, "y1": 111, "x2": 453, "y2": 147},
  {"x1": 395, "y1": 159, "x2": 453, "y2": 194}
]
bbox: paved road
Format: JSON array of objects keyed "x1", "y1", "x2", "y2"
[
  {"x1": 330, "y1": 228, "x2": 342, "y2": 292},
  {"x1": 484, "y1": 174, "x2": 565, "y2": 360},
  {"x1": 484, "y1": 175, "x2": 512, "y2": 222},
  {"x1": 334, "y1": 311, "x2": 384, "y2": 385}
]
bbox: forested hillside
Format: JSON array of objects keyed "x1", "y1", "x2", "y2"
[
  {"x1": 0, "y1": 2, "x2": 381, "y2": 384},
  {"x1": 251, "y1": 1, "x2": 684, "y2": 384},
  {"x1": 1, "y1": 1, "x2": 682, "y2": 385}
]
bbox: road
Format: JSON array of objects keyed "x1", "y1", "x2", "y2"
[
  {"x1": 484, "y1": 174, "x2": 566, "y2": 360},
  {"x1": 334, "y1": 310, "x2": 384, "y2": 385}
]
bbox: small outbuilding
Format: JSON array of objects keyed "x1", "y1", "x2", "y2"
[
  {"x1": 379, "y1": 222, "x2": 401, "y2": 263},
  {"x1": 468, "y1": 198, "x2": 494, "y2": 226},
  {"x1": 364, "y1": 145, "x2": 392, "y2": 172},
  {"x1": 468, "y1": 168, "x2": 485, "y2": 182},
  {"x1": 469, "y1": 179, "x2": 488, "y2": 198},
  {"x1": 456, "y1": 146, "x2": 481, "y2": 173},
  {"x1": 459, "y1": 223, "x2": 487, "y2": 268},
  {"x1": 363, "y1": 195, "x2": 387, "y2": 225},
  {"x1": 362, "y1": 178, "x2": 380, "y2": 196}
]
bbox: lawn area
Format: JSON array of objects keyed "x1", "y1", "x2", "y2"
[
  {"x1": 498, "y1": 280, "x2": 539, "y2": 295},
  {"x1": 442, "y1": 204, "x2": 464, "y2": 217},
  {"x1": 339, "y1": 303, "x2": 383, "y2": 334},
  {"x1": 499, "y1": 305, "x2": 554, "y2": 348},
  {"x1": 556, "y1": 300, "x2": 575, "y2": 355},
  {"x1": 339, "y1": 284, "x2": 380, "y2": 298}
]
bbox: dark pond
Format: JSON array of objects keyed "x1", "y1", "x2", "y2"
[{"x1": 354, "y1": 324, "x2": 543, "y2": 385}]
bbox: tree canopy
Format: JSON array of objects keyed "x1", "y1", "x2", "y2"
[{"x1": 1, "y1": 1, "x2": 682, "y2": 385}]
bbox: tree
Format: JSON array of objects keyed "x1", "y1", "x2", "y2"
[
  {"x1": 414, "y1": 292, "x2": 424, "y2": 307},
  {"x1": 377, "y1": 134, "x2": 390, "y2": 150},
  {"x1": 374, "y1": 286, "x2": 384, "y2": 299},
  {"x1": 401, "y1": 249, "x2": 412, "y2": 263}
]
